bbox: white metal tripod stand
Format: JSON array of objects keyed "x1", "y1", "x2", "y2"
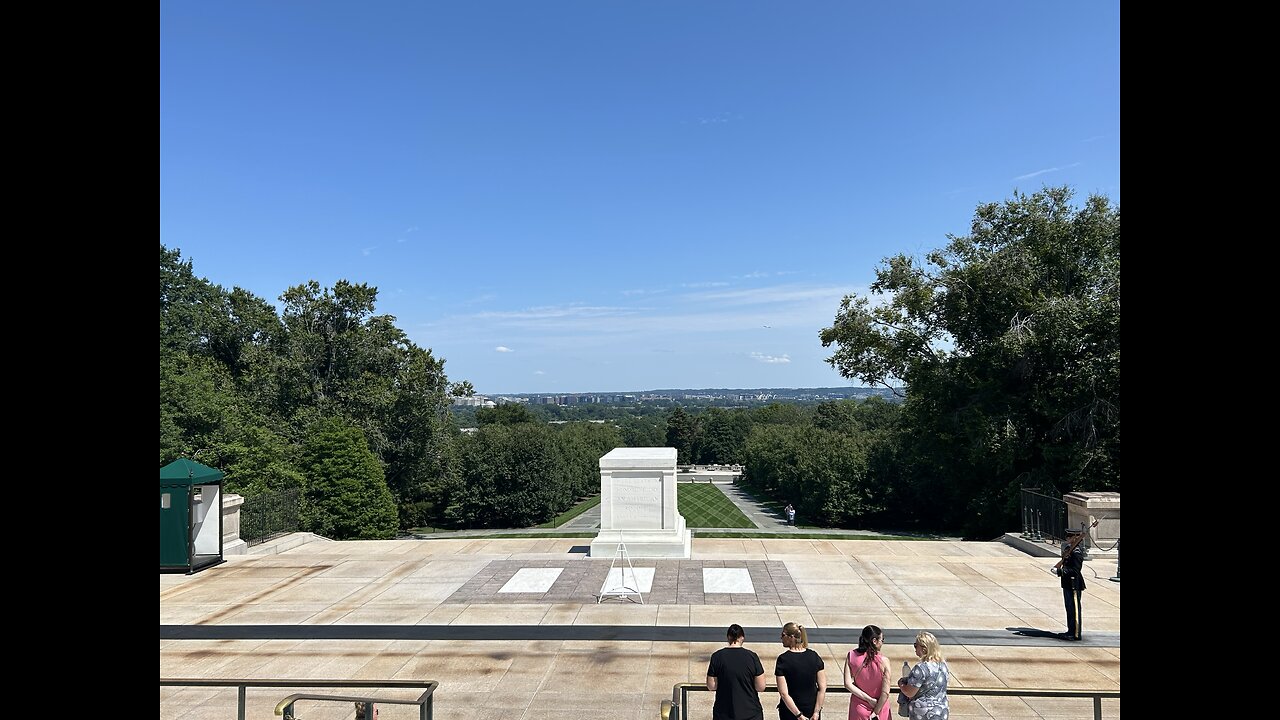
[{"x1": 597, "y1": 533, "x2": 644, "y2": 604}]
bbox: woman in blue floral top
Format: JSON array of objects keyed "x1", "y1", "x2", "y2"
[{"x1": 896, "y1": 631, "x2": 949, "y2": 720}]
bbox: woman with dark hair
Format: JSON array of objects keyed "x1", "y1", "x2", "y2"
[
  {"x1": 842, "y1": 624, "x2": 890, "y2": 720},
  {"x1": 775, "y1": 621, "x2": 826, "y2": 720},
  {"x1": 707, "y1": 623, "x2": 766, "y2": 720}
]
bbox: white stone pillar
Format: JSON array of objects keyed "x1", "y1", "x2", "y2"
[
  {"x1": 1064, "y1": 491, "x2": 1120, "y2": 553},
  {"x1": 221, "y1": 493, "x2": 247, "y2": 556}
]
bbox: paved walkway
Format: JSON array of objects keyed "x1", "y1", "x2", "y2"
[
  {"x1": 712, "y1": 482, "x2": 788, "y2": 529},
  {"x1": 162, "y1": 536, "x2": 1120, "y2": 719},
  {"x1": 560, "y1": 503, "x2": 601, "y2": 530}
]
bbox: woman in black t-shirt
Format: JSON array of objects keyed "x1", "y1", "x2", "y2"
[
  {"x1": 774, "y1": 622, "x2": 827, "y2": 720},
  {"x1": 707, "y1": 623, "x2": 767, "y2": 720}
]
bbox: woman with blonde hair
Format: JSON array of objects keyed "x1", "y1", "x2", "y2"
[
  {"x1": 842, "y1": 624, "x2": 889, "y2": 720},
  {"x1": 897, "y1": 631, "x2": 949, "y2": 719},
  {"x1": 775, "y1": 622, "x2": 826, "y2": 720}
]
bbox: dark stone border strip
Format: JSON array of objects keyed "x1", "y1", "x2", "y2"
[{"x1": 159, "y1": 624, "x2": 1118, "y2": 648}]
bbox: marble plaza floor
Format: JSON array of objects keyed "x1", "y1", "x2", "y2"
[{"x1": 160, "y1": 537, "x2": 1120, "y2": 719}]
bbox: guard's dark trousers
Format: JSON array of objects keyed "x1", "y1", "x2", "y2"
[{"x1": 1063, "y1": 587, "x2": 1083, "y2": 640}]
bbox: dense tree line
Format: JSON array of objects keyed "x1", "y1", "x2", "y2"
[
  {"x1": 820, "y1": 187, "x2": 1120, "y2": 537},
  {"x1": 663, "y1": 399, "x2": 902, "y2": 529},
  {"x1": 161, "y1": 246, "x2": 616, "y2": 537},
  {"x1": 665, "y1": 188, "x2": 1120, "y2": 538}
]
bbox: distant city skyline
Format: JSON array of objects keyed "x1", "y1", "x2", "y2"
[
  {"x1": 458, "y1": 385, "x2": 891, "y2": 401},
  {"x1": 161, "y1": 3, "x2": 1120, "y2": 393}
]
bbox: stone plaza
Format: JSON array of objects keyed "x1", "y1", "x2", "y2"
[{"x1": 160, "y1": 534, "x2": 1120, "y2": 719}]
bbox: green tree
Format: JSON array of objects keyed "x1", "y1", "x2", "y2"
[
  {"x1": 741, "y1": 424, "x2": 875, "y2": 526},
  {"x1": 299, "y1": 417, "x2": 398, "y2": 539},
  {"x1": 619, "y1": 415, "x2": 665, "y2": 447},
  {"x1": 553, "y1": 422, "x2": 622, "y2": 499},
  {"x1": 665, "y1": 406, "x2": 701, "y2": 464},
  {"x1": 476, "y1": 403, "x2": 537, "y2": 426},
  {"x1": 698, "y1": 408, "x2": 751, "y2": 464},
  {"x1": 812, "y1": 400, "x2": 859, "y2": 434},
  {"x1": 820, "y1": 187, "x2": 1120, "y2": 536},
  {"x1": 750, "y1": 402, "x2": 808, "y2": 426},
  {"x1": 160, "y1": 353, "x2": 240, "y2": 464},
  {"x1": 451, "y1": 423, "x2": 569, "y2": 527},
  {"x1": 161, "y1": 246, "x2": 466, "y2": 531},
  {"x1": 448, "y1": 380, "x2": 475, "y2": 397}
]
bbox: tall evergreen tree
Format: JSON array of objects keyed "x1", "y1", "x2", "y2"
[{"x1": 299, "y1": 417, "x2": 399, "y2": 540}]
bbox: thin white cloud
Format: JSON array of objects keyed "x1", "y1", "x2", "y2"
[
  {"x1": 1014, "y1": 162, "x2": 1082, "y2": 181},
  {"x1": 362, "y1": 246, "x2": 378, "y2": 256},
  {"x1": 495, "y1": 346, "x2": 514, "y2": 353},
  {"x1": 686, "y1": 284, "x2": 856, "y2": 306},
  {"x1": 697, "y1": 112, "x2": 742, "y2": 125},
  {"x1": 473, "y1": 305, "x2": 637, "y2": 321},
  {"x1": 533, "y1": 370, "x2": 545, "y2": 375},
  {"x1": 405, "y1": 226, "x2": 419, "y2": 233},
  {"x1": 681, "y1": 281, "x2": 730, "y2": 288},
  {"x1": 419, "y1": 282, "x2": 865, "y2": 352},
  {"x1": 750, "y1": 352, "x2": 791, "y2": 364},
  {"x1": 738, "y1": 271, "x2": 770, "y2": 279}
]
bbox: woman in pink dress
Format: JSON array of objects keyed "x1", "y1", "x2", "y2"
[{"x1": 842, "y1": 624, "x2": 890, "y2": 720}]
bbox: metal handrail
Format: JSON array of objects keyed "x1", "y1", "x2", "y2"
[
  {"x1": 662, "y1": 682, "x2": 1120, "y2": 720},
  {"x1": 159, "y1": 677, "x2": 437, "y2": 720},
  {"x1": 275, "y1": 687, "x2": 437, "y2": 720},
  {"x1": 1021, "y1": 487, "x2": 1068, "y2": 543}
]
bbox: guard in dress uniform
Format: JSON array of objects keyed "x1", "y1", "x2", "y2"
[{"x1": 1055, "y1": 527, "x2": 1087, "y2": 641}]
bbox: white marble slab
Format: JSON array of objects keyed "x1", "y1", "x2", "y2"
[
  {"x1": 601, "y1": 567, "x2": 656, "y2": 594},
  {"x1": 703, "y1": 568, "x2": 754, "y2": 594},
  {"x1": 499, "y1": 568, "x2": 564, "y2": 593}
]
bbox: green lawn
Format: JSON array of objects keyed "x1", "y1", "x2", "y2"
[
  {"x1": 677, "y1": 483, "x2": 754, "y2": 528},
  {"x1": 538, "y1": 494, "x2": 601, "y2": 528}
]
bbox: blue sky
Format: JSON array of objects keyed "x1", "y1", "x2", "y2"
[{"x1": 160, "y1": 2, "x2": 1120, "y2": 394}]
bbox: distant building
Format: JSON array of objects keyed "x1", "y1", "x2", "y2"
[{"x1": 451, "y1": 395, "x2": 496, "y2": 408}]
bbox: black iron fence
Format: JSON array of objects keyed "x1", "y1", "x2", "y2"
[
  {"x1": 241, "y1": 488, "x2": 301, "y2": 545},
  {"x1": 1020, "y1": 487, "x2": 1067, "y2": 542}
]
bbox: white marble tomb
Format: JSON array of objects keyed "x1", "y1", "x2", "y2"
[{"x1": 590, "y1": 447, "x2": 692, "y2": 559}]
